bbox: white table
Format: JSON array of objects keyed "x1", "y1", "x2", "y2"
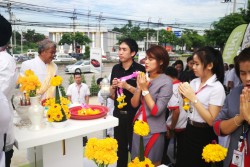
[{"x1": 14, "y1": 116, "x2": 118, "y2": 167}]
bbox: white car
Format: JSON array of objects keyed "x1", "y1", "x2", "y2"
[
  {"x1": 64, "y1": 60, "x2": 91, "y2": 74},
  {"x1": 53, "y1": 54, "x2": 77, "y2": 63}
]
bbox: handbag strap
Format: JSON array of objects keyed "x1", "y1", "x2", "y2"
[{"x1": 2, "y1": 133, "x2": 6, "y2": 152}]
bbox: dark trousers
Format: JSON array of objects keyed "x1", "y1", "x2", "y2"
[
  {"x1": 176, "y1": 124, "x2": 218, "y2": 167},
  {"x1": 114, "y1": 112, "x2": 133, "y2": 167},
  {"x1": 5, "y1": 149, "x2": 14, "y2": 167},
  {"x1": 161, "y1": 130, "x2": 186, "y2": 166}
]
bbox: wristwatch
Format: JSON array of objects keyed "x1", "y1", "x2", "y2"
[
  {"x1": 142, "y1": 90, "x2": 149, "y2": 96},
  {"x1": 193, "y1": 99, "x2": 198, "y2": 104}
]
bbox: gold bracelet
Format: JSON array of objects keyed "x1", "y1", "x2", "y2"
[{"x1": 234, "y1": 114, "x2": 242, "y2": 127}]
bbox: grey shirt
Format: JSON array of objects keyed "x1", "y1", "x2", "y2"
[
  {"x1": 137, "y1": 74, "x2": 173, "y2": 134},
  {"x1": 214, "y1": 86, "x2": 250, "y2": 167}
]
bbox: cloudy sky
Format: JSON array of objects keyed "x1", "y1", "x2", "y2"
[{"x1": 0, "y1": 0, "x2": 248, "y2": 34}]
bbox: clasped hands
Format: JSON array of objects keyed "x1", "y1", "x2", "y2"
[{"x1": 239, "y1": 87, "x2": 250, "y2": 124}]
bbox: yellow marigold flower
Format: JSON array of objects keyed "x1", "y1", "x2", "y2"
[
  {"x1": 85, "y1": 138, "x2": 118, "y2": 166},
  {"x1": 24, "y1": 69, "x2": 35, "y2": 76},
  {"x1": 53, "y1": 110, "x2": 63, "y2": 122},
  {"x1": 183, "y1": 98, "x2": 190, "y2": 111},
  {"x1": 60, "y1": 97, "x2": 70, "y2": 105},
  {"x1": 50, "y1": 75, "x2": 63, "y2": 86},
  {"x1": 128, "y1": 157, "x2": 154, "y2": 167},
  {"x1": 202, "y1": 144, "x2": 228, "y2": 163},
  {"x1": 134, "y1": 120, "x2": 150, "y2": 136}
]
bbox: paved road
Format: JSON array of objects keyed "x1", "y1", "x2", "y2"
[{"x1": 58, "y1": 62, "x2": 116, "y2": 88}]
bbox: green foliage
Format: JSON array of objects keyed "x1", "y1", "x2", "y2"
[
  {"x1": 113, "y1": 21, "x2": 155, "y2": 43},
  {"x1": 23, "y1": 29, "x2": 45, "y2": 43},
  {"x1": 90, "y1": 75, "x2": 99, "y2": 96},
  {"x1": 204, "y1": 13, "x2": 246, "y2": 49},
  {"x1": 68, "y1": 75, "x2": 74, "y2": 85},
  {"x1": 68, "y1": 74, "x2": 86, "y2": 85},
  {"x1": 59, "y1": 85, "x2": 67, "y2": 98},
  {"x1": 159, "y1": 29, "x2": 178, "y2": 46},
  {"x1": 85, "y1": 46, "x2": 90, "y2": 59},
  {"x1": 59, "y1": 33, "x2": 73, "y2": 45},
  {"x1": 81, "y1": 73, "x2": 86, "y2": 83},
  {"x1": 58, "y1": 32, "x2": 91, "y2": 46}
]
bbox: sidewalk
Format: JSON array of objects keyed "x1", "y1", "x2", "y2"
[{"x1": 11, "y1": 96, "x2": 110, "y2": 167}]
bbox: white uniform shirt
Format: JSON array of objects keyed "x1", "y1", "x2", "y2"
[
  {"x1": 20, "y1": 56, "x2": 58, "y2": 99},
  {"x1": 0, "y1": 50, "x2": 18, "y2": 146},
  {"x1": 227, "y1": 68, "x2": 241, "y2": 87},
  {"x1": 66, "y1": 83, "x2": 90, "y2": 104},
  {"x1": 223, "y1": 70, "x2": 230, "y2": 86},
  {"x1": 166, "y1": 81, "x2": 187, "y2": 129},
  {"x1": 189, "y1": 74, "x2": 226, "y2": 123},
  {"x1": 0, "y1": 91, "x2": 11, "y2": 150}
]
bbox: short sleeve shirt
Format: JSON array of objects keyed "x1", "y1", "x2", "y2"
[
  {"x1": 166, "y1": 80, "x2": 187, "y2": 129},
  {"x1": 189, "y1": 74, "x2": 226, "y2": 123},
  {"x1": 66, "y1": 83, "x2": 90, "y2": 104}
]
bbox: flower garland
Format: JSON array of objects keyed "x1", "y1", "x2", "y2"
[
  {"x1": 202, "y1": 143, "x2": 228, "y2": 164},
  {"x1": 116, "y1": 71, "x2": 143, "y2": 109},
  {"x1": 183, "y1": 97, "x2": 190, "y2": 111},
  {"x1": 17, "y1": 69, "x2": 41, "y2": 97},
  {"x1": 45, "y1": 75, "x2": 71, "y2": 122},
  {"x1": 128, "y1": 120, "x2": 154, "y2": 166},
  {"x1": 85, "y1": 137, "x2": 118, "y2": 167}
]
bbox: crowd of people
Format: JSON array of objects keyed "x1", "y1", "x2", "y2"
[{"x1": 1, "y1": 13, "x2": 250, "y2": 167}]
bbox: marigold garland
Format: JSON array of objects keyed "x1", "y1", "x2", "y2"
[
  {"x1": 134, "y1": 120, "x2": 150, "y2": 136},
  {"x1": 85, "y1": 137, "x2": 118, "y2": 166},
  {"x1": 183, "y1": 97, "x2": 190, "y2": 111},
  {"x1": 202, "y1": 143, "x2": 228, "y2": 163}
]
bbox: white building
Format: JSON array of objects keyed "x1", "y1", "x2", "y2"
[{"x1": 48, "y1": 27, "x2": 121, "y2": 55}]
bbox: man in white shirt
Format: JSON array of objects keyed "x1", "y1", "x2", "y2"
[
  {"x1": 0, "y1": 15, "x2": 18, "y2": 167},
  {"x1": 20, "y1": 39, "x2": 58, "y2": 100},
  {"x1": 67, "y1": 73, "x2": 90, "y2": 104}
]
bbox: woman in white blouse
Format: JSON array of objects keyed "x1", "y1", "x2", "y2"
[{"x1": 178, "y1": 46, "x2": 226, "y2": 167}]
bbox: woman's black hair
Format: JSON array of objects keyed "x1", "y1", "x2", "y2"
[
  {"x1": 235, "y1": 47, "x2": 250, "y2": 79},
  {"x1": 165, "y1": 66, "x2": 178, "y2": 79},
  {"x1": 194, "y1": 46, "x2": 224, "y2": 84}
]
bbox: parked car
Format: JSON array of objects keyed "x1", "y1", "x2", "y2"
[
  {"x1": 53, "y1": 54, "x2": 77, "y2": 63},
  {"x1": 12, "y1": 54, "x2": 20, "y2": 61},
  {"x1": 69, "y1": 53, "x2": 84, "y2": 60},
  {"x1": 16, "y1": 56, "x2": 31, "y2": 63},
  {"x1": 64, "y1": 60, "x2": 91, "y2": 74}
]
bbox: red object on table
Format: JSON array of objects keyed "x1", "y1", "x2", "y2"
[{"x1": 69, "y1": 105, "x2": 108, "y2": 120}]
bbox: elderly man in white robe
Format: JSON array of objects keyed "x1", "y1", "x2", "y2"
[
  {"x1": 0, "y1": 15, "x2": 18, "y2": 167},
  {"x1": 20, "y1": 39, "x2": 58, "y2": 100}
]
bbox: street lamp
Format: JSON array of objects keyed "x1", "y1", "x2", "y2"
[{"x1": 100, "y1": 77, "x2": 110, "y2": 107}]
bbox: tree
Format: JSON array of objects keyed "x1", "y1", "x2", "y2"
[
  {"x1": 158, "y1": 29, "x2": 178, "y2": 47},
  {"x1": 204, "y1": 13, "x2": 246, "y2": 49},
  {"x1": 58, "y1": 32, "x2": 91, "y2": 50},
  {"x1": 23, "y1": 29, "x2": 45, "y2": 43},
  {"x1": 240, "y1": 0, "x2": 250, "y2": 23},
  {"x1": 113, "y1": 21, "x2": 152, "y2": 42}
]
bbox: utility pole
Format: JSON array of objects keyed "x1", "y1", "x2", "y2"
[
  {"x1": 71, "y1": 9, "x2": 77, "y2": 52},
  {"x1": 12, "y1": 13, "x2": 16, "y2": 49},
  {"x1": 6, "y1": 1, "x2": 13, "y2": 54},
  {"x1": 157, "y1": 18, "x2": 161, "y2": 45},
  {"x1": 233, "y1": 0, "x2": 237, "y2": 13},
  {"x1": 97, "y1": 12, "x2": 104, "y2": 49},
  {"x1": 87, "y1": 10, "x2": 91, "y2": 38},
  {"x1": 146, "y1": 17, "x2": 151, "y2": 50}
]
